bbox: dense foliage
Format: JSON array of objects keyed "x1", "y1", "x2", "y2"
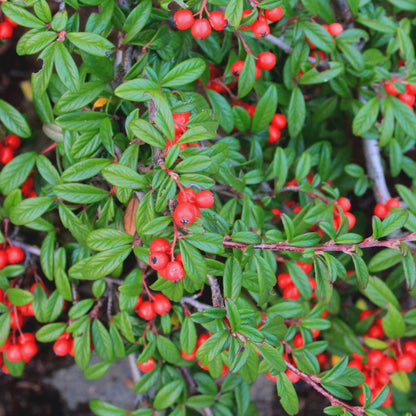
[{"x1": 0, "y1": 0, "x2": 416, "y2": 415}]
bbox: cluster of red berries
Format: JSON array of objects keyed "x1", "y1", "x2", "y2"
[
  {"x1": 0, "y1": 244, "x2": 25, "y2": 269},
  {"x1": 374, "y1": 197, "x2": 400, "y2": 219},
  {"x1": 0, "y1": 333, "x2": 38, "y2": 371},
  {"x1": 53, "y1": 331, "x2": 75, "y2": 357},
  {"x1": 231, "y1": 51, "x2": 277, "y2": 81},
  {"x1": 173, "y1": 187, "x2": 214, "y2": 227},
  {"x1": 333, "y1": 196, "x2": 356, "y2": 230},
  {"x1": 165, "y1": 112, "x2": 201, "y2": 152},
  {"x1": 205, "y1": 63, "x2": 236, "y2": 93},
  {"x1": 240, "y1": 6, "x2": 284, "y2": 38},
  {"x1": 276, "y1": 261, "x2": 315, "y2": 300},
  {"x1": 173, "y1": 9, "x2": 227, "y2": 39},
  {"x1": 0, "y1": 134, "x2": 21, "y2": 165},
  {"x1": 148, "y1": 238, "x2": 185, "y2": 282},
  {"x1": 384, "y1": 78, "x2": 416, "y2": 108},
  {"x1": 0, "y1": 16, "x2": 17, "y2": 40},
  {"x1": 134, "y1": 292, "x2": 171, "y2": 321},
  {"x1": 268, "y1": 113, "x2": 287, "y2": 144}
]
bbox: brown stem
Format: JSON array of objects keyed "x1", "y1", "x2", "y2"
[
  {"x1": 284, "y1": 360, "x2": 366, "y2": 416},
  {"x1": 207, "y1": 275, "x2": 224, "y2": 308},
  {"x1": 223, "y1": 232, "x2": 416, "y2": 253}
]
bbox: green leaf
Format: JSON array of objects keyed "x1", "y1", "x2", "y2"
[
  {"x1": 1, "y1": 3, "x2": 45, "y2": 28},
  {"x1": 10, "y1": 197, "x2": 54, "y2": 225},
  {"x1": 114, "y1": 79, "x2": 160, "y2": 102},
  {"x1": 0, "y1": 313, "x2": 11, "y2": 347},
  {"x1": 54, "y1": 268, "x2": 73, "y2": 301},
  {"x1": 0, "y1": 152, "x2": 37, "y2": 195},
  {"x1": 223, "y1": 257, "x2": 242, "y2": 301},
  {"x1": 102, "y1": 164, "x2": 147, "y2": 189},
  {"x1": 69, "y1": 246, "x2": 132, "y2": 280},
  {"x1": 61, "y1": 158, "x2": 111, "y2": 182},
  {"x1": 252, "y1": 85, "x2": 278, "y2": 133},
  {"x1": 390, "y1": 96, "x2": 416, "y2": 139},
  {"x1": 387, "y1": 0, "x2": 416, "y2": 11},
  {"x1": 298, "y1": 62, "x2": 344, "y2": 85},
  {"x1": 87, "y1": 229, "x2": 133, "y2": 251},
  {"x1": 74, "y1": 321, "x2": 92, "y2": 370},
  {"x1": 382, "y1": 303, "x2": 405, "y2": 338},
  {"x1": 401, "y1": 244, "x2": 416, "y2": 291},
  {"x1": 300, "y1": 21, "x2": 335, "y2": 53},
  {"x1": 89, "y1": 399, "x2": 126, "y2": 416},
  {"x1": 161, "y1": 58, "x2": 206, "y2": 88},
  {"x1": 396, "y1": 184, "x2": 416, "y2": 214},
  {"x1": 153, "y1": 380, "x2": 184, "y2": 410},
  {"x1": 286, "y1": 261, "x2": 312, "y2": 299},
  {"x1": 129, "y1": 119, "x2": 166, "y2": 149},
  {"x1": 288, "y1": 87, "x2": 305, "y2": 138},
  {"x1": 352, "y1": 254, "x2": 369, "y2": 289},
  {"x1": 54, "y1": 183, "x2": 108, "y2": 203},
  {"x1": 123, "y1": 0, "x2": 152, "y2": 43},
  {"x1": 175, "y1": 156, "x2": 212, "y2": 173},
  {"x1": 180, "y1": 317, "x2": 197, "y2": 354},
  {"x1": 156, "y1": 335, "x2": 181, "y2": 364},
  {"x1": 276, "y1": 372, "x2": 300, "y2": 415},
  {"x1": 362, "y1": 276, "x2": 400, "y2": 309},
  {"x1": 36, "y1": 154, "x2": 61, "y2": 185},
  {"x1": 35, "y1": 322, "x2": 67, "y2": 342},
  {"x1": 16, "y1": 30, "x2": 57, "y2": 55},
  {"x1": 225, "y1": 0, "x2": 243, "y2": 27},
  {"x1": 54, "y1": 41, "x2": 80, "y2": 92},
  {"x1": 92, "y1": 319, "x2": 114, "y2": 362},
  {"x1": 205, "y1": 89, "x2": 234, "y2": 133},
  {"x1": 0, "y1": 99, "x2": 31, "y2": 138},
  {"x1": 352, "y1": 98, "x2": 379, "y2": 136},
  {"x1": 67, "y1": 32, "x2": 114, "y2": 57},
  {"x1": 179, "y1": 240, "x2": 207, "y2": 286},
  {"x1": 238, "y1": 54, "x2": 256, "y2": 98},
  {"x1": 257, "y1": 343, "x2": 286, "y2": 372}
]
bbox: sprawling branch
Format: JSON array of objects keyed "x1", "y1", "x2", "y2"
[
  {"x1": 223, "y1": 233, "x2": 416, "y2": 253},
  {"x1": 284, "y1": 360, "x2": 366, "y2": 416},
  {"x1": 207, "y1": 275, "x2": 224, "y2": 308}
]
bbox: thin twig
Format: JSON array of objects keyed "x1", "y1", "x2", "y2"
[
  {"x1": 207, "y1": 275, "x2": 224, "y2": 308},
  {"x1": 10, "y1": 240, "x2": 41, "y2": 256},
  {"x1": 180, "y1": 297, "x2": 211, "y2": 311}
]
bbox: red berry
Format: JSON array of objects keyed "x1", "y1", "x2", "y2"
[
  {"x1": 160, "y1": 261, "x2": 185, "y2": 282},
  {"x1": 191, "y1": 18, "x2": 212, "y2": 39},
  {"x1": 0, "y1": 250, "x2": 8, "y2": 269},
  {"x1": 348, "y1": 359, "x2": 363, "y2": 371},
  {"x1": 172, "y1": 112, "x2": 190, "y2": 134},
  {"x1": 396, "y1": 354, "x2": 416, "y2": 373},
  {"x1": 405, "y1": 83, "x2": 416, "y2": 95},
  {"x1": 240, "y1": 9, "x2": 253, "y2": 30},
  {"x1": 264, "y1": 6, "x2": 284, "y2": 22},
  {"x1": 5, "y1": 134, "x2": 21, "y2": 150},
  {"x1": 209, "y1": 11, "x2": 227, "y2": 31},
  {"x1": 385, "y1": 198, "x2": 400, "y2": 209},
  {"x1": 379, "y1": 356, "x2": 397, "y2": 374},
  {"x1": 20, "y1": 341, "x2": 38, "y2": 360},
  {"x1": 399, "y1": 92, "x2": 415, "y2": 108},
  {"x1": 367, "y1": 349, "x2": 384, "y2": 368},
  {"x1": 173, "y1": 203, "x2": 197, "y2": 227},
  {"x1": 152, "y1": 293, "x2": 171, "y2": 315},
  {"x1": 337, "y1": 197, "x2": 351, "y2": 212},
  {"x1": 283, "y1": 284, "x2": 300, "y2": 300},
  {"x1": 286, "y1": 369, "x2": 300, "y2": 382},
  {"x1": 0, "y1": 21, "x2": 13, "y2": 39},
  {"x1": 268, "y1": 124, "x2": 281, "y2": 144},
  {"x1": 359, "y1": 310, "x2": 373, "y2": 320},
  {"x1": 266, "y1": 372, "x2": 277, "y2": 382},
  {"x1": 21, "y1": 177, "x2": 34, "y2": 197},
  {"x1": 277, "y1": 272, "x2": 292, "y2": 288},
  {"x1": 18, "y1": 333, "x2": 36, "y2": 344},
  {"x1": 181, "y1": 349, "x2": 196, "y2": 360},
  {"x1": 195, "y1": 190, "x2": 214, "y2": 209},
  {"x1": 328, "y1": 23, "x2": 343, "y2": 36},
  {"x1": 310, "y1": 50, "x2": 326, "y2": 61},
  {"x1": 197, "y1": 333, "x2": 210, "y2": 347},
  {"x1": 231, "y1": 60, "x2": 245, "y2": 79},
  {"x1": 385, "y1": 81, "x2": 400, "y2": 96},
  {"x1": 178, "y1": 188, "x2": 198, "y2": 204},
  {"x1": 138, "y1": 301, "x2": 155, "y2": 321},
  {"x1": 149, "y1": 238, "x2": 171, "y2": 254},
  {"x1": 0, "y1": 146, "x2": 14, "y2": 164},
  {"x1": 271, "y1": 113, "x2": 287, "y2": 129},
  {"x1": 9, "y1": 311, "x2": 24, "y2": 330},
  {"x1": 4, "y1": 16, "x2": 18, "y2": 28},
  {"x1": 345, "y1": 212, "x2": 356, "y2": 230},
  {"x1": 251, "y1": 19, "x2": 270, "y2": 38},
  {"x1": 0, "y1": 338, "x2": 10, "y2": 353},
  {"x1": 133, "y1": 296, "x2": 143, "y2": 311},
  {"x1": 296, "y1": 261, "x2": 313, "y2": 273},
  {"x1": 6, "y1": 344, "x2": 22, "y2": 362},
  {"x1": 138, "y1": 357, "x2": 155, "y2": 373},
  {"x1": 403, "y1": 340, "x2": 416, "y2": 357},
  {"x1": 256, "y1": 52, "x2": 276, "y2": 71},
  {"x1": 149, "y1": 252, "x2": 169, "y2": 271},
  {"x1": 19, "y1": 302, "x2": 35, "y2": 316},
  {"x1": 255, "y1": 65, "x2": 262, "y2": 79},
  {"x1": 366, "y1": 324, "x2": 384, "y2": 339},
  {"x1": 174, "y1": 9, "x2": 195, "y2": 31},
  {"x1": 6, "y1": 246, "x2": 25, "y2": 264},
  {"x1": 221, "y1": 364, "x2": 228, "y2": 376},
  {"x1": 374, "y1": 203, "x2": 388, "y2": 218},
  {"x1": 293, "y1": 333, "x2": 304, "y2": 348}
]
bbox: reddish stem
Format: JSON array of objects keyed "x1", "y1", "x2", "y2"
[
  {"x1": 142, "y1": 269, "x2": 154, "y2": 300},
  {"x1": 195, "y1": 0, "x2": 208, "y2": 18},
  {"x1": 41, "y1": 142, "x2": 57, "y2": 154},
  {"x1": 223, "y1": 232, "x2": 416, "y2": 253},
  {"x1": 236, "y1": 32, "x2": 256, "y2": 57},
  {"x1": 171, "y1": 223, "x2": 178, "y2": 261}
]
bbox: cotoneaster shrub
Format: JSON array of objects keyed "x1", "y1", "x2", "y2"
[{"x1": 0, "y1": 0, "x2": 416, "y2": 415}]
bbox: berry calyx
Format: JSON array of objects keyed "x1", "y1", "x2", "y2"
[
  {"x1": 191, "y1": 18, "x2": 212, "y2": 39},
  {"x1": 173, "y1": 202, "x2": 197, "y2": 227},
  {"x1": 174, "y1": 9, "x2": 195, "y2": 31},
  {"x1": 231, "y1": 60, "x2": 245, "y2": 79},
  {"x1": 149, "y1": 252, "x2": 169, "y2": 271},
  {"x1": 138, "y1": 357, "x2": 155, "y2": 373},
  {"x1": 209, "y1": 11, "x2": 227, "y2": 31}
]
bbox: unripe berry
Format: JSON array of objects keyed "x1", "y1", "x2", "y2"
[
  {"x1": 138, "y1": 301, "x2": 155, "y2": 320},
  {"x1": 209, "y1": 11, "x2": 227, "y2": 31},
  {"x1": 264, "y1": 6, "x2": 284, "y2": 22},
  {"x1": 6, "y1": 246, "x2": 25, "y2": 264},
  {"x1": 5, "y1": 134, "x2": 21, "y2": 150},
  {"x1": 152, "y1": 293, "x2": 171, "y2": 315},
  {"x1": 250, "y1": 19, "x2": 270, "y2": 38},
  {"x1": 138, "y1": 357, "x2": 155, "y2": 373},
  {"x1": 173, "y1": 203, "x2": 197, "y2": 227},
  {"x1": 178, "y1": 188, "x2": 198, "y2": 204},
  {"x1": 271, "y1": 113, "x2": 287, "y2": 129},
  {"x1": 149, "y1": 238, "x2": 171, "y2": 254},
  {"x1": 174, "y1": 9, "x2": 195, "y2": 30},
  {"x1": 191, "y1": 18, "x2": 212, "y2": 39},
  {"x1": 196, "y1": 190, "x2": 214, "y2": 208},
  {"x1": 149, "y1": 252, "x2": 169, "y2": 271},
  {"x1": 231, "y1": 60, "x2": 245, "y2": 79},
  {"x1": 328, "y1": 23, "x2": 343, "y2": 36}
]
